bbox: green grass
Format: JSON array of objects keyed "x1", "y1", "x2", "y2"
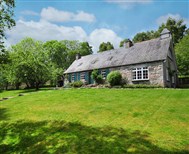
[{"x1": 0, "y1": 88, "x2": 189, "y2": 153}]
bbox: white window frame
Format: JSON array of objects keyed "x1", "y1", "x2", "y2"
[
  {"x1": 71, "y1": 74, "x2": 75, "y2": 82},
  {"x1": 132, "y1": 67, "x2": 149, "y2": 81},
  {"x1": 80, "y1": 72, "x2": 85, "y2": 80},
  {"x1": 101, "y1": 70, "x2": 106, "y2": 79}
]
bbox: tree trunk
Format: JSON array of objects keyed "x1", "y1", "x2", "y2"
[
  {"x1": 36, "y1": 82, "x2": 39, "y2": 90},
  {"x1": 5, "y1": 82, "x2": 8, "y2": 90},
  {"x1": 15, "y1": 83, "x2": 20, "y2": 90}
]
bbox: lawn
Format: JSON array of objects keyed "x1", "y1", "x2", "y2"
[{"x1": 0, "y1": 88, "x2": 189, "y2": 153}]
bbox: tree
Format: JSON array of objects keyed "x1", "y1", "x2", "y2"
[
  {"x1": 119, "y1": 39, "x2": 127, "y2": 47},
  {"x1": 61, "y1": 40, "x2": 93, "y2": 68},
  {"x1": 175, "y1": 34, "x2": 189, "y2": 77},
  {"x1": 98, "y1": 42, "x2": 114, "y2": 52},
  {"x1": 44, "y1": 40, "x2": 93, "y2": 86},
  {"x1": 11, "y1": 38, "x2": 52, "y2": 90},
  {"x1": 132, "y1": 18, "x2": 187, "y2": 44},
  {"x1": 44, "y1": 40, "x2": 67, "y2": 69},
  {"x1": 158, "y1": 18, "x2": 187, "y2": 44},
  {"x1": 132, "y1": 31, "x2": 159, "y2": 43},
  {"x1": 0, "y1": 0, "x2": 15, "y2": 52},
  {"x1": 79, "y1": 42, "x2": 93, "y2": 56}
]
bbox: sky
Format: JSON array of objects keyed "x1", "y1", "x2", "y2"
[{"x1": 5, "y1": 0, "x2": 189, "y2": 52}]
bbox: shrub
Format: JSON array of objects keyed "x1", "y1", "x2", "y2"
[
  {"x1": 70, "y1": 81, "x2": 83, "y2": 88},
  {"x1": 107, "y1": 71, "x2": 122, "y2": 86},
  {"x1": 91, "y1": 70, "x2": 103, "y2": 84},
  {"x1": 123, "y1": 84, "x2": 162, "y2": 88}
]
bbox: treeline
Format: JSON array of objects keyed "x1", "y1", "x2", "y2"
[
  {"x1": 120, "y1": 18, "x2": 188, "y2": 46},
  {"x1": 0, "y1": 38, "x2": 93, "y2": 90}
]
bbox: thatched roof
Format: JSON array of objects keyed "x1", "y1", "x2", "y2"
[{"x1": 64, "y1": 37, "x2": 171, "y2": 74}]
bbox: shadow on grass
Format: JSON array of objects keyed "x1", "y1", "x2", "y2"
[
  {"x1": 0, "y1": 121, "x2": 188, "y2": 154},
  {"x1": 0, "y1": 108, "x2": 8, "y2": 121},
  {"x1": 19, "y1": 88, "x2": 52, "y2": 94}
]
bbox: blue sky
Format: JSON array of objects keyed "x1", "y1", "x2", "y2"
[{"x1": 5, "y1": 0, "x2": 189, "y2": 52}]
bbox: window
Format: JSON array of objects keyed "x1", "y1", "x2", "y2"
[
  {"x1": 101, "y1": 70, "x2": 106, "y2": 79},
  {"x1": 107, "y1": 56, "x2": 113, "y2": 61},
  {"x1": 91, "y1": 58, "x2": 98, "y2": 64},
  {"x1": 77, "y1": 62, "x2": 83, "y2": 66},
  {"x1": 132, "y1": 67, "x2": 149, "y2": 80},
  {"x1": 71, "y1": 73, "x2": 75, "y2": 82},
  {"x1": 80, "y1": 72, "x2": 85, "y2": 80}
]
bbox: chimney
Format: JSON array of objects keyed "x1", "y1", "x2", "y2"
[
  {"x1": 124, "y1": 39, "x2": 133, "y2": 48},
  {"x1": 76, "y1": 53, "x2": 81, "y2": 60},
  {"x1": 160, "y1": 28, "x2": 171, "y2": 39}
]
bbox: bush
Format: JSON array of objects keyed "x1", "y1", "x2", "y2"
[
  {"x1": 70, "y1": 81, "x2": 83, "y2": 88},
  {"x1": 107, "y1": 71, "x2": 122, "y2": 86},
  {"x1": 91, "y1": 70, "x2": 103, "y2": 84},
  {"x1": 123, "y1": 84, "x2": 162, "y2": 88}
]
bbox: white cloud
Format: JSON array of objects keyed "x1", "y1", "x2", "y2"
[
  {"x1": 40, "y1": 7, "x2": 96, "y2": 23},
  {"x1": 6, "y1": 20, "x2": 87, "y2": 44},
  {"x1": 106, "y1": 0, "x2": 153, "y2": 9},
  {"x1": 20, "y1": 10, "x2": 39, "y2": 16},
  {"x1": 156, "y1": 13, "x2": 189, "y2": 26},
  {"x1": 89, "y1": 28, "x2": 122, "y2": 52},
  {"x1": 5, "y1": 20, "x2": 122, "y2": 53}
]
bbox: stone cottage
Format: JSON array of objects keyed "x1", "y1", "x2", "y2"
[{"x1": 64, "y1": 28, "x2": 178, "y2": 87}]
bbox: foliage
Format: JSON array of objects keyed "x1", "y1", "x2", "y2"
[
  {"x1": 107, "y1": 71, "x2": 122, "y2": 86},
  {"x1": 0, "y1": 88, "x2": 189, "y2": 152},
  {"x1": 0, "y1": 0, "x2": 15, "y2": 52},
  {"x1": 91, "y1": 70, "x2": 103, "y2": 84},
  {"x1": 98, "y1": 42, "x2": 114, "y2": 52},
  {"x1": 133, "y1": 30, "x2": 159, "y2": 43},
  {"x1": 123, "y1": 84, "x2": 162, "y2": 88},
  {"x1": 10, "y1": 38, "x2": 52, "y2": 90},
  {"x1": 158, "y1": 17, "x2": 187, "y2": 44},
  {"x1": 0, "y1": 38, "x2": 93, "y2": 90},
  {"x1": 70, "y1": 81, "x2": 83, "y2": 88},
  {"x1": 60, "y1": 40, "x2": 93, "y2": 68},
  {"x1": 44, "y1": 40, "x2": 67, "y2": 69},
  {"x1": 119, "y1": 38, "x2": 134, "y2": 47},
  {"x1": 175, "y1": 34, "x2": 189, "y2": 76},
  {"x1": 132, "y1": 18, "x2": 187, "y2": 44}
]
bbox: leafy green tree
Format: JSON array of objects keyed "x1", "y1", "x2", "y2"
[
  {"x1": 61, "y1": 40, "x2": 93, "y2": 68},
  {"x1": 132, "y1": 31, "x2": 159, "y2": 43},
  {"x1": 158, "y1": 18, "x2": 187, "y2": 44},
  {"x1": 0, "y1": 0, "x2": 15, "y2": 52},
  {"x1": 11, "y1": 38, "x2": 52, "y2": 90},
  {"x1": 79, "y1": 42, "x2": 93, "y2": 56},
  {"x1": 0, "y1": 50, "x2": 10, "y2": 64},
  {"x1": 98, "y1": 42, "x2": 114, "y2": 52},
  {"x1": 175, "y1": 34, "x2": 189, "y2": 77},
  {"x1": 44, "y1": 40, "x2": 67, "y2": 69},
  {"x1": 132, "y1": 18, "x2": 187, "y2": 44},
  {"x1": 44, "y1": 40, "x2": 92, "y2": 86},
  {"x1": 119, "y1": 39, "x2": 127, "y2": 47},
  {"x1": 44, "y1": 40, "x2": 67, "y2": 85}
]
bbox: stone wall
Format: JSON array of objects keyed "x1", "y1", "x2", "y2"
[{"x1": 110, "y1": 61, "x2": 164, "y2": 87}]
